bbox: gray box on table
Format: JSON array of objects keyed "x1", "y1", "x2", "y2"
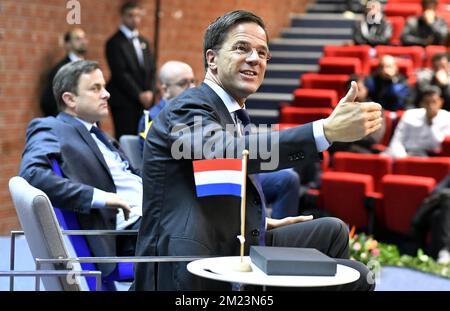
[{"x1": 249, "y1": 246, "x2": 337, "y2": 276}]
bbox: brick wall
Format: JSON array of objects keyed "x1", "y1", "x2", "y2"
[{"x1": 0, "y1": 0, "x2": 309, "y2": 234}]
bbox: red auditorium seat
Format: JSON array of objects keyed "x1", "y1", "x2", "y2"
[
  {"x1": 300, "y1": 73, "x2": 350, "y2": 99},
  {"x1": 332, "y1": 152, "x2": 393, "y2": 192},
  {"x1": 323, "y1": 45, "x2": 371, "y2": 75},
  {"x1": 439, "y1": 136, "x2": 450, "y2": 156},
  {"x1": 279, "y1": 106, "x2": 332, "y2": 124},
  {"x1": 381, "y1": 174, "x2": 435, "y2": 235},
  {"x1": 292, "y1": 88, "x2": 338, "y2": 108},
  {"x1": 375, "y1": 45, "x2": 424, "y2": 69},
  {"x1": 319, "y1": 56, "x2": 362, "y2": 75},
  {"x1": 424, "y1": 45, "x2": 447, "y2": 68},
  {"x1": 386, "y1": 16, "x2": 405, "y2": 45},
  {"x1": 393, "y1": 156, "x2": 450, "y2": 183},
  {"x1": 320, "y1": 171, "x2": 376, "y2": 230},
  {"x1": 384, "y1": 3, "x2": 422, "y2": 19}
]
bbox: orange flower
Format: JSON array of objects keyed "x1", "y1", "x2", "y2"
[
  {"x1": 349, "y1": 226, "x2": 356, "y2": 239},
  {"x1": 365, "y1": 239, "x2": 378, "y2": 251}
]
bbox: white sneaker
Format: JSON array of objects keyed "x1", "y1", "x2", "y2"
[{"x1": 437, "y1": 249, "x2": 450, "y2": 265}]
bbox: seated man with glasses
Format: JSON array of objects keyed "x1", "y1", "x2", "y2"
[{"x1": 137, "y1": 60, "x2": 196, "y2": 149}]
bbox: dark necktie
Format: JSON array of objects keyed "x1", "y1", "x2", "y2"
[
  {"x1": 235, "y1": 108, "x2": 267, "y2": 245},
  {"x1": 90, "y1": 126, "x2": 118, "y2": 152}
]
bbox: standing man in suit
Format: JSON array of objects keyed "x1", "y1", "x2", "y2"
[
  {"x1": 106, "y1": 1, "x2": 155, "y2": 139},
  {"x1": 133, "y1": 10, "x2": 383, "y2": 291},
  {"x1": 40, "y1": 27, "x2": 88, "y2": 117},
  {"x1": 20, "y1": 60, "x2": 142, "y2": 276}
]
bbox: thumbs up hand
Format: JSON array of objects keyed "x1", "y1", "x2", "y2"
[{"x1": 323, "y1": 81, "x2": 383, "y2": 143}]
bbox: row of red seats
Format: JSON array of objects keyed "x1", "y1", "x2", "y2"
[
  {"x1": 384, "y1": 1, "x2": 449, "y2": 20},
  {"x1": 330, "y1": 152, "x2": 450, "y2": 191},
  {"x1": 322, "y1": 45, "x2": 447, "y2": 74},
  {"x1": 318, "y1": 171, "x2": 436, "y2": 236},
  {"x1": 278, "y1": 44, "x2": 446, "y2": 126},
  {"x1": 317, "y1": 153, "x2": 450, "y2": 233}
]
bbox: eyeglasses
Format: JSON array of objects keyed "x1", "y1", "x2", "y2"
[
  {"x1": 169, "y1": 78, "x2": 197, "y2": 88},
  {"x1": 231, "y1": 41, "x2": 271, "y2": 61}
]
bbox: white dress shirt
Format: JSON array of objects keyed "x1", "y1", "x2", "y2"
[
  {"x1": 119, "y1": 24, "x2": 145, "y2": 67},
  {"x1": 386, "y1": 108, "x2": 450, "y2": 158}
]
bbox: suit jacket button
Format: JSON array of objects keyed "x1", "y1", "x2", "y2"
[{"x1": 251, "y1": 229, "x2": 260, "y2": 237}]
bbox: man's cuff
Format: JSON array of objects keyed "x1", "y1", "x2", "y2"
[
  {"x1": 313, "y1": 119, "x2": 331, "y2": 152},
  {"x1": 92, "y1": 188, "x2": 108, "y2": 209}
]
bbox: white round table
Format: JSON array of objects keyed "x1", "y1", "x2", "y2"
[{"x1": 187, "y1": 256, "x2": 360, "y2": 287}]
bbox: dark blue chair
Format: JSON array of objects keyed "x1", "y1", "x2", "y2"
[{"x1": 50, "y1": 158, "x2": 134, "y2": 291}]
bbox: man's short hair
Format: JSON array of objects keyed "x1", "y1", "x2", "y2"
[
  {"x1": 52, "y1": 60, "x2": 100, "y2": 111},
  {"x1": 120, "y1": 1, "x2": 141, "y2": 15},
  {"x1": 420, "y1": 85, "x2": 442, "y2": 101},
  {"x1": 63, "y1": 31, "x2": 72, "y2": 43},
  {"x1": 203, "y1": 10, "x2": 268, "y2": 69},
  {"x1": 422, "y1": 0, "x2": 438, "y2": 9},
  {"x1": 431, "y1": 52, "x2": 449, "y2": 64}
]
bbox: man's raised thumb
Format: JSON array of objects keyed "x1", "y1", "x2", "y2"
[{"x1": 339, "y1": 80, "x2": 358, "y2": 104}]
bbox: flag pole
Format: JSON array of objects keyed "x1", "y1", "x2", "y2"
[{"x1": 233, "y1": 149, "x2": 252, "y2": 272}]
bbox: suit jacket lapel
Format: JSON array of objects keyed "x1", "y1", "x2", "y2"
[
  {"x1": 198, "y1": 83, "x2": 235, "y2": 128},
  {"x1": 57, "y1": 112, "x2": 113, "y2": 179},
  {"x1": 198, "y1": 83, "x2": 262, "y2": 197}
]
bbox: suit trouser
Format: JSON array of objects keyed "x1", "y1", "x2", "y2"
[
  {"x1": 116, "y1": 217, "x2": 141, "y2": 257},
  {"x1": 265, "y1": 217, "x2": 375, "y2": 291},
  {"x1": 260, "y1": 169, "x2": 301, "y2": 219},
  {"x1": 430, "y1": 196, "x2": 450, "y2": 257}
]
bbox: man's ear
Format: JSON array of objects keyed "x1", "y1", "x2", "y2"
[
  {"x1": 160, "y1": 83, "x2": 169, "y2": 99},
  {"x1": 62, "y1": 92, "x2": 76, "y2": 109},
  {"x1": 206, "y1": 49, "x2": 218, "y2": 71}
]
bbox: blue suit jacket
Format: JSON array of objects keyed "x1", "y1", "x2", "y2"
[
  {"x1": 19, "y1": 112, "x2": 139, "y2": 275},
  {"x1": 133, "y1": 83, "x2": 321, "y2": 290}
]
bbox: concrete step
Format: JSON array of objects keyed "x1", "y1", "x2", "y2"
[
  {"x1": 307, "y1": 3, "x2": 346, "y2": 13},
  {"x1": 270, "y1": 51, "x2": 322, "y2": 64},
  {"x1": 281, "y1": 27, "x2": 352, "y2": 40},
  {"x1": 258, "y1": 78, "x2": 300, "y2": 93},
  {"x1": 270, "y1": 38, "x2": 346, "y2": 52},
  {"x1": 265, "y1": 63, "x2": 318, "y2": 79},
  {"x1": 290, "y1": 13, "x2": 357, "y2": 28}
]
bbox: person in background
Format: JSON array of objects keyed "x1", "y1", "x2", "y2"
[
  {"x1": 365, "y1": 55, "x2": 410, "y2": 111},
  {"x1": 21, "y1": 61, "x2": 143, "y2": 277},
  {"x1": 385, "y1": 85, "x2": 450, "y2": 158},
  {"x1": 401, "y1": 0, "x2": 448, "y2": 46},
  {"x1": 415, "y1": 53, "x2": 450, "y2": 111},
  {"x1": 137, "y1": 60, "x2": 196, "y2": 150},
  {"x1": 106, "y1": 1, "x2": 156, "y2": 139},
  {"x1": 40, "y1": 27, "x2": 88, "y2": 117},
  {"x1": 412, "y1": 173, "x2": 450, "y2": 264},
  {"x1": 352, "y1": 0, "x2": 392, "y2": 46}
]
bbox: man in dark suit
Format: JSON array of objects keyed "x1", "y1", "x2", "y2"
[
  {"x1": 106, "y1": 1, "x2": 155, "y2": 139},
  {"x1": 20, "y1": 60, "x2": 142, "y2": 276},
  {"x1": 40, "y1": 27, "x2": 88, "y2": 117},
  {"x1": 133, "y1": 10, "x2": 383, "y2": 291}
]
